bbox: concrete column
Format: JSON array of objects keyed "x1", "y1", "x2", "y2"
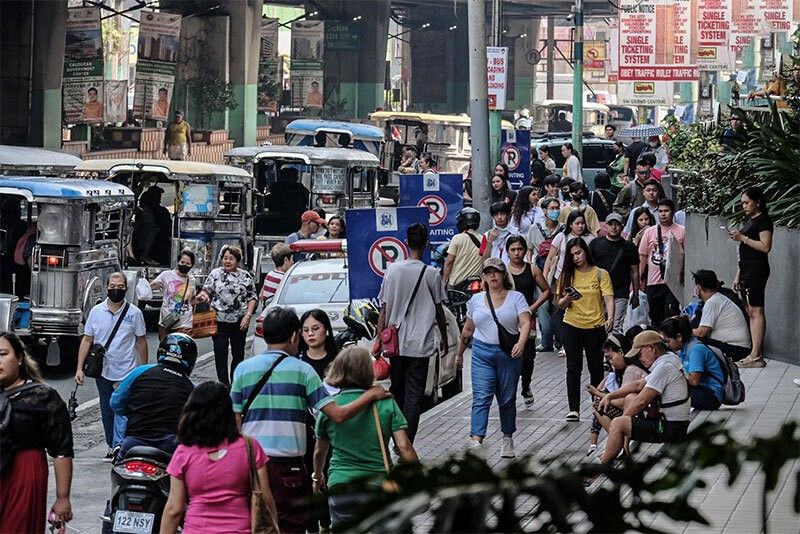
[
  {"x1": 30, "y1": 1, "x2": 67, "y2": 149},
  {"x1": 507, "y1": 18, "x2": 540, "y2": 109},
  {"x1": 225, "y1": 0, "x2": 263, "y2": 147},
  {"x1": 353, "y1": 0, "x2": 391, "y2": 117}
]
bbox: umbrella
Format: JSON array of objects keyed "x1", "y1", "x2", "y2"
[{"x1": 620, "y1": 125, "x2": 666, "y2": 138}]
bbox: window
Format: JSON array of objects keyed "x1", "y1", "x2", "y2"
[{"x1": 278, "y1": 271, "x2": 348, "y2": 305}]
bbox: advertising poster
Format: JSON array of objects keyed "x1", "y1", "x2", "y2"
[
  {"x1": 617, "y1": 80, "x2": 673, "y2": 106},
  {"x1": 345, "y1": 207, "x2": 430, "y2": 300},
  {"x1": 63, "y1": 7, "x2": 104, "y2": 124},
  {"x1": 487, "y1": 46, "x2": 508, "y2": 110},
  {"x1": 398, "y1": 174, "x2": 464, "y2": 245},
  {"x1": 106, "y1": 80, "x2": 128, "y2": 123},
  {"x1": 696, "y1": 0, "x2": 735, "y2": 70},
  {"x1": 500, "y1": 129, "x2": 531, "y2": 189},
  {"x1": 291, "y1": 21, "x2": 325, "y2": 109},
  {"x1": 133, "y1": 11, "x2": 181, "y2": 121},
  {"x1": 258, "y1": 17, "x2": 280, "y2": 113}
]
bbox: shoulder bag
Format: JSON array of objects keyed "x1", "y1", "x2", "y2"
[
  {"x1": 379, "y1": 265, "x2": 427, "y2": 358},
  {"x1": 84, "y1": 303, "x2": 130, "y2": 379},
  {"x1": 241, "y1": 353, "x2": 289, "y2": 421},
  {"x1": 372, "y1": 404, "x2": 399, "y2": 493},
  {"x1": 245, "y1": 436, "x2": 279, "y2": 534},
  {"x1": 485, "y1": 292, "x2": 518, "y2": 356},
  {"x1": 161, "y1": 281, "x2": 190, "y2": 330},
  {"x1": 189, "y1": 302, "x2": 217, "y2": 339}
]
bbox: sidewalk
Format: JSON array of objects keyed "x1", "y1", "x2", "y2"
[{"x1": 413, "y1": 349, "x2": 800, "y2": 533}]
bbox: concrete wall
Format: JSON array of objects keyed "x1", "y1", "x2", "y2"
[{"x1": 682, "y1": 213, "x2": 800, "y2": 365}]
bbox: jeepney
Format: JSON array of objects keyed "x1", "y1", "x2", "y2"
[
  {"x1": 531, "y1": 100, "x2": 611, "y2": 137},
  {"x1": 0, "y1": 177, "x2": 134, "y2": 366},
  {"x1": 0, "y1": 145, "x2": 82, "y2": 176},
  {"x1": 72, "y1": 159, "x2": 260, "y2": 304},
  {"x1": 284, "y1": 119, "x2": 384, "y2": 159}
]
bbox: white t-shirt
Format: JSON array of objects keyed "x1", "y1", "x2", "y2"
[
  {"x1": 84, "y1": 300, "x2": 146, "y2": 381},
  {"x1": 467, "y1": 291, "x2": 530, "y2": 345},
  {"x1": 564, "y1": 155, "x2": 583, "y2": 182},
  {"x1": 550, "y1": 232, "x2": 595, "y2": 279},
  {"x1": 153, "y1": 270, "x2": 196, "y2": 329},
  {"x1": 700, "y1": 292, "x2": 751, "y2": 348},
  {"x1": 644, "y1": 352, "x2": 690, "y2": 422}
]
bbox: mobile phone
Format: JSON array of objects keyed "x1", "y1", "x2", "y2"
[
  {"x1": 566, "y1": 286, "x2": 582, "y2": 299},
  {"x1": 720, "y1": 225, "x2": 730, "y2": 233}
]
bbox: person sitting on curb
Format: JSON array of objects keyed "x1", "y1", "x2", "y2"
[
  {"x1": 659, "y1": 316, "x2": 724, "y2": 411},
  {"x1": 598, "y1": 330, "x2": 691, "y2": 464},
  {"x1": 690, "y1": 270, "x2": 751, "y2": 362}
]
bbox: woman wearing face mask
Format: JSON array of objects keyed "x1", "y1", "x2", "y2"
[
  {"x1": 490, "y1": 173, "x2": 517, "y2": 207},
  {"x1": 509, "y1": 186, "x2": 542, "y2": 236},
  {"x1": 643, "y1": 136, "x2": 669, "y2": 172},
  {"x1": 150, "y1": 249, "x2": 197, "y2": 340}
]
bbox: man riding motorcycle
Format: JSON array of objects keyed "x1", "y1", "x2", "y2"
[
  {"x1": 443, "y1": 207, "x2": 484, "y2": 289},
  {"x1": 110, "y1": 334, "x2": 196, "y2": 457}
]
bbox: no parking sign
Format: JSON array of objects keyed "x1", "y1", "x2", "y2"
[
  {"x1": 399, "y1": 173, "x2": 463, "y2": 244},
  {"x1": 501, "y1": 129, "x2": 531, "y2": 189},
  {"x1": 345, "y1": 207, "x2": 430, "y2": 300}
]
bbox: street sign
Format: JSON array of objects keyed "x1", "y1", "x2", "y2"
[
  {"x1": 345, "y1": 207, "x2": 430, "y2": 300},
  {"x1": 500, "y1": 129, "x2": 530, "y2": 190},
  {"x1": 487, "y1": 46, "x2": 508, "y2": 111},
  {"x1": 398, "y1": 173, "x2": 463, "y2": 244},
  {"x1": 525, "y1": 49, "x2": 541, "y2": 65}
]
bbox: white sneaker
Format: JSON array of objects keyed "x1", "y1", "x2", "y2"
[
  {"x1": 501, "y1": 436, "x2": 516, "y2": 458},
  {"x1": 586, "y1": 443, "x2": 597, "y2": 457},
  {"x1": 793, "y1": 378, "x2": 800, "y2": 387},
  {"x1": 557, "y1": 348, "x2": 566, "y2": 357}
]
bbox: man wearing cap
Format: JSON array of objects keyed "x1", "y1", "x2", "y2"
[
  {"x1": 285, "y1": 210, "x2": 327, "y2": 262},
  {"x1": 691, "y1": 270, "x2": 751, "y2": 361},
  {"x1": 590, "y1": 213, "x2": 641, "y2": 330},
  {"x1": 163, "y1": 110, "x2": 192, "y2": 160},
  {"x1": 598, "y1": 330, "x2": 690, "y2": 464}
]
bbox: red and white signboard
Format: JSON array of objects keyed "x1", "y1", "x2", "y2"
[
  {"x1": 731, "y1": 0, "x2": 759, "y2": 51},
  {"x1": 487, "y1": 46, "x2": 508, "y2": 111},
  {"x1": 368, "y1": 237, "x2": 408, "y2": 277},
  {"x1": 757, "y1": 0, "x2": 794, "y2": 32},
  {"x1": 696, "y1": 0, "x2": 735, "y2": 71}
]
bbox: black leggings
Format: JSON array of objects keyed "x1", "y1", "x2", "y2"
[
  {"x1": 520, "y1": 340, "x2": 536, "y2": 391},
  {"x1": 561, "y1": 323, "x2": 606, "y2": 412},
  {"x1": 212, "y1": 320, "x2": 246, "y2": 386}
]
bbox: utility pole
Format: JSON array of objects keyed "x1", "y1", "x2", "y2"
[
  {"x1": 571, "y1": 0, "x2": 584, "y2": 155},
  {"x1": 488, "y1": 0, "x2": 503, "y2": 171},
  {"x1": 468, "y1": 0, "x2": 491, "y2": 232},
  {"x1": 546, "y1": 17, "x2": 555, "y2": 100}
]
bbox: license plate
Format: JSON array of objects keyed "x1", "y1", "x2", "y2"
[{"x1": 112, "y1": 511, "x2": 155, "y2": 534}]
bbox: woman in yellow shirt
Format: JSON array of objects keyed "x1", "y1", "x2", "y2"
[{"x1": 555, "y1": 237, "x2": 614, "y2": 422}]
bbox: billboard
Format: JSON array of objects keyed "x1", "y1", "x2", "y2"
[
  {"x1": 133, "y1": 11, "x2": 181, "y2": 121},
  {"x1": 291, "y1": 20, "x2": 325, "y2": 109},
  {"x1": 63, "y1": 7, "x2": 104, "y2": 125}
]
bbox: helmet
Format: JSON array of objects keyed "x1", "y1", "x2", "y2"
[
  {"x1": 343, "y1": 300, "x2": 380, "y2": 340},
  {"x1": 157, "y1": 333, "x2": 197, "y2": 375},
  {"x1": 456, "y1": 207, "x2": 480, "y2": 232}
]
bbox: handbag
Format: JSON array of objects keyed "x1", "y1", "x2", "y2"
[
  {"x1": 189, "y1": 302, "x2": 217, "y2": 339},
  {"x1": 245, "y1": 436, "x2": 279, "y2": 534},
  {"x1": 83, "y1": 303, "x2": 130, "y2": 379},
  {"x1": 485, "y1": 293, "x2": 518, "y2": 355},
  {"x1": 372, "y1": 404, "x2": 399, "y2": 493},
  {"x1": 373, "y1": 353, "x2": 391, "y2": 381},
  {"x1": 380, "y1": 265, "x2": 428, "y2": 358},
  {"x1": 161, "y1": 281, "x2": 190, "y2": 330}
]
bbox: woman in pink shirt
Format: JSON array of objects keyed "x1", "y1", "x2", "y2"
[{"x1": 160, "y1": 382, "x2": 278, "y2": 534}]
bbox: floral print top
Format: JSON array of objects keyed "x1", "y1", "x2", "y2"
[{"x1": 202, "y1": 267, "x2": 257, "y2": 323}]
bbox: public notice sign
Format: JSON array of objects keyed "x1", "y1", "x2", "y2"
[
  {"x1": 696, "y1": 0, "x2": 735, "y2": 71},
  {"x1": 133, "y1": 11, "x2": 181, "y2": 121},
  {"x1": 63, "y1": 7, "x2": 104, "y2": 125},
  {"x1": 487, "y1": 47, "x2": 508, "y2": 111},
  {"x1": 731, "y1": 0, "x2": 759, "y2": 52}
]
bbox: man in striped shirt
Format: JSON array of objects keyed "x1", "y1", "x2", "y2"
[
  {"x1": 231, "y1": 307, "x2": 389, "y2": 533},
  {"x1": 260, "y1": 243, "x2": 293, "y2": 306}
]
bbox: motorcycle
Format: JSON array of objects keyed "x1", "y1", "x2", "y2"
[{"x1": 101, "y1": 446, "x2": 172, "y2": 534}]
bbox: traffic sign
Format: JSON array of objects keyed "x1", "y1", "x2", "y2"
[
  {"x1": 368, "y1": 237, "x2": 408, "y2": 277},
  {"x1": 500, "y1": 129, "x2": 531, "y2": 190},
  {"x1": 418, "y1": 194, "x2": 448, "y2": 226},
  {"x1": 525, "y1": 49, "x2": 541, "y2": 65},
  {"x1": 398, "y1": 173, "x2": 463, "y2": 244}
]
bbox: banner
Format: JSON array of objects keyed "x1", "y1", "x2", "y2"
[
  {"x1": 487, "y1": 46, "x2": 508, "y2": 110},
  {"x1": 106, "y1": 80, "x2": 128, "y2": 123},
  {"x1": 63, "y1": 7, "x2": 104, "y2": 125},
  {"x1": 696, "y1": 0, "x2": 735, "y2": 70},
  {"x1": 618, "y1": 0, "x2": 697, "y2": 81},
  {"x1": 398, "y1": 174, "x2": 463, "y2": 244},
  {"x1": 500, "y1": 129, "x2": 531, "y2": 189},
  {"x1": 345, "y1": 207, "x2": 430, "y2": 300},
  {"x1": 258, "y1": 18, "x2": 280, "y2": 113},
  {"x1": 133, "y1": 11, "x2": 181, "y2": 121},
  {"x1": 291, "y1": 21, "x2": 325, "y2": 109}
]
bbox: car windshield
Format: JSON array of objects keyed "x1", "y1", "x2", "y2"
[{"x1": 277, "y1": 270, "x2": 349, "y2": 305}]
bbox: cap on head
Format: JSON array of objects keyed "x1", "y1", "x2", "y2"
[
  {"x1": 301, "y1": 210, "x2": 326, "y2": 225},
  {"x1": 692, "y1": 269, "x2": 721, "y2": 290},
  {"x1": 625, "y1": 330, "x2": 665, "y2": 359},
  {"x1": 482, "y1": 257, "x2": 507, "y2": 273},
  {"x1": 605, "y1": 213, "x2": 624, "y2": 225}
]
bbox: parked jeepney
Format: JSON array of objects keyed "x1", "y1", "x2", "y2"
[
  {"x1": 71, "y1": 159, "x2": 260, "y2": 304},
  {"x1": 531, "y1": 100, "x2": 610, "y2": 137},
  {"x1": 0, "y1": 177, "x2": 134, "y2": 366},
  {"x1": 284, "y1": 119, "x2": 384, "y2": 159},
  {"x1": 224, "y1": 145, "x2": 379, "y2": 273},
  {"x1": 0, "y1": 145, "x2": 82, "y2": 176}
]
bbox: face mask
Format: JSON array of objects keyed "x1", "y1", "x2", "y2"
[
  {"x1": 177, "y1": 264, "x2": 191, "y2": 274},
  {"x1": 107, "y1": 288, "x2": 126, "y2": 303},
  {"x1": 547, "y1": 209, "x2": 561, "y2": 221}
]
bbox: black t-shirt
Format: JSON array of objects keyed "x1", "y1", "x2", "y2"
[
  {"x1": 590, "y1": 189, "x2": 616, "y2": 223},
  {"x1": 531, "y1": 159, "x2": 548, "y2": 186},
  {"x1": 624, "y1": 141, "x2": 645, "y2": 177},
  {"x1": 589, "y1": 237, "x2": 639, "y2": 298},
  {"x1": 739, "y1": 213, "x2": 773, "y2": 269},
  {"x1": 125, "y1": 366, "x2": 194, "y2": 439},
  {"x1": 300, "y1": 350, "x2": 336, "y2": 380}
]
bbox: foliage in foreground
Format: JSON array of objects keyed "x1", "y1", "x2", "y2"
[{"x1": 320, "y1": 421, "x2": 800, "y2": 533}]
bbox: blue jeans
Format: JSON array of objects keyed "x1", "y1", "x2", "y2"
[
  {"x1": 96, "y1": 376, "x2": 127, "y2": 448},
  {"x1": 536, "y1": 300, "x2": 555, "y2": 349},
  {"x1": 470, "y1": 339, "x2": 522, "y2": 437},
  {"x1": 328, "y1": 492, "x2": 375, "y2": 531}
]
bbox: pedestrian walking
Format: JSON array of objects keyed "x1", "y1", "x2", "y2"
[
  {"x1": 555, "y1": 238, "x2": 615, "y2": 422},
  {"x1": 628, "y1": 205, "x2": 656, "y2": 247},
  {"x1": 490, "y1": 172, "x2": 517, "y2": 207},
  {"x1": 638, "y1": 199, "x2": 685, "y2": 327},
  {"x1": 588, "y1": 172, "x2": 617, "y2": 228},
  {"x1": 150, "y1": 249, "x2": 196, "y2": 340},
  {"x1": 260, "y1": 243, "x2": 294, "y2": 307},
  {"x1": 530, "y1": 150, "x2": 549, "y2": 188},
  {"x1": 510, "y1": 186, "x2": 543, "y2": 236},
  {"x1": 481, "y1": 202, "x2": 517, "y2": 264},
  {"x1": 163, "y1": 110, "x2": 192, "y2": 160},
  {"x1": 729, "y1": 187, "x2": 773, "y2": 368},
  {"x1": 607, "y1": 141, "x2": 626, "y2": 192},
  {"x1": 527, "y1": 197, "x2": 564, "y2": 353},
  {"x1": 559, "y1": 181, "x2": 600, "y2": 235},
  {"x1": 75, "y1": 272, "x2": 147, "y2": 458},
  {"x1": 613, "y1": 157, "x2": 653, "y2": 219},
  {"x1": 1, "y1": 333, "x2": 73, "y2": 534},
  {"x1": 376, "y1": 223, "x2": 448, "y2": 444},
  {"x1": 543, "y1": 210, "x2": 595, "y2": 285},
  {"x1": 622, "y1": 179, "x2": 661, "y2": 238},
  {"x1": 561, "y1": 143, "x2": 583, "y2": 182},
  {"x1": 232, "y1": 307, "x2": 389, "y2": 533},
  {"x1": 589, "y1": 213, "x2": 641, "y2": 331},
  {"x1": 160, "y1": 382, "x2": 279, "y2": 534},
  {"x1": 313, "y1": 347, "x2": 418, "y2": 529},
  {"x1": 457, "y1": 257, "x2": 532, "y2": 457},
  {"x1": 505, "y1": 237, "x2": 551, "y2": 406},
  {"x1": 195, "y1": 246, "x2": 257, "y2": 387},
  {"x1": 443, "y1": 207, "x2": 484, "y2": 288}
]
